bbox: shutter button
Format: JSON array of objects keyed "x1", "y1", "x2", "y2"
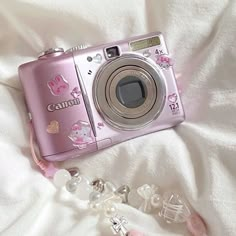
[{"x1": 38, "y1": 48, "x2": 64, "y2": 59}]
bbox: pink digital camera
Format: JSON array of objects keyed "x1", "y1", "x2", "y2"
[{"x1": 19, "y1": 32, "x2": 185, "y2": 162}]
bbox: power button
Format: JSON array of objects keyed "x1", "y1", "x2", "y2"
[{"x1": 38, "y1": 48, "x2": 64, "y2": 59}]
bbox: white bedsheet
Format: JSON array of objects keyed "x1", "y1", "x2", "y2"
[{"x1": 0, "y1": 0, "x2": 236, "y2": 235}]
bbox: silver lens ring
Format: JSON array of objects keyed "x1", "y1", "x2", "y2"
[
  {"x1": 93, "y1": 53, "x2": 166, "y2": 130},
  {"x1": 106, "y1": 66, "x2": 156, "y2": 119}
]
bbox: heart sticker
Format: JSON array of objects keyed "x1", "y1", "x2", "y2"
[
  {"x1": 47, "y1": 120, "x2": 59, "y2": 134},
  {"x1": 168, "y1": 93, "x2": 177, "y2": 103},
  {"x1": 93, "y1": 54, "x2": 102, "y2": 64}
]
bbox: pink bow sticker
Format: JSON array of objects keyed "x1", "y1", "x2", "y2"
[
  {"x1": 72, "y1": 124, "x2": 82, "y2": 131},
  {"x1": 71, "y1": 87, "x2": 81, "y2": 98}
]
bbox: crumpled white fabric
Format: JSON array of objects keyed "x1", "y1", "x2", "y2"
[{"x1": 0, "y1": 0, "x2": 236, "y2": 235}]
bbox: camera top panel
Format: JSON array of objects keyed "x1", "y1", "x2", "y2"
[
  {"x1": 129, "y1": 36, "x2": 161, "y2": 51},
  {"x1": 71, "y1": 32, "x2": 168, "y2": 62}
]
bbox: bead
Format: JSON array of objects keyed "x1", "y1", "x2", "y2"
[
  {"x1": 104, "y1": 202, "x2": 117, "y2": 217},
  {"x1": 89, "y1": 191, "x2": 102, "y2": 203},
  {"x1": 89, "y1": 201, "x2": 101, "y2": 211},
  {"x1": 91, "y1": 178, "x2": 105, "y2": 193},
  {"x1": 75, "y1": 176, "x2": 93, "y2": 200},
  {"x1": 67, "y1": 167, "x2": 80, "y2": 178},
  {"x1": 44, "y1": 163, "x2": 58, "y2": 178},
  {"x1": 128, "y1": 189, "x2": 143, "y2": 208},
  {"x1": 159, "y1": 192, "x2": 191, "y2": 223},
  {"x1": 104, "y1": 181, "x2": 117, "y2": 194},
  {"x1": 186, "y1": 213, "x2": 207, "y2": 236},
  {"x1": 65, "y1": 176, "x2": 82, "y2": 193},
  {"x1": 127, "y1": 230, "x2": 145, "y2": 236},
  {"x1": 150, "y1": 194, "x2": 162, "y2": 209},
  {"x1": 101, "y1": 192, "x2": 123, "y2": 206},
  {"x1": 53, "y1": 169, "x2": 71, "y2": 187},
  {"x1": 115, "y1": 185, "x2": 130, "y2": 203}
]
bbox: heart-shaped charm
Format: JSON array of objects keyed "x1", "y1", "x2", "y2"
[
  {"x1": 168, "y1": 93, "x2": 177, "y2": 103},
  {"x1": 93, "y1": 53, "x2": 102, "y2": 64},
  {"x1": 115, "y1": 185, "x2": 130, "y2": 203},
  {"x1": 91, "y1": 178, "x2": 105, "y2": 193},
  {"x1": 47, "y1": 120, "x2": 59, "y2": 134}
]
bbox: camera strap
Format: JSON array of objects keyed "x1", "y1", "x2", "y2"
[
  {"x1": 28, "y1": 120, "x2": 207, "y2": 236},
  {"x1": 29, "y1": 121, "x2": 58, "y2": 178}
]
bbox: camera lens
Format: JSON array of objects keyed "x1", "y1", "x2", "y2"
[
  {"x1": 93, "y1": 55, "x2": 166, "y2": 130},
  {"x1": 116, "y1": 76, "x2": 147, "y2": 108},
  {"x1": 106, "y1": 46, "x2": 120, "y2": 59}
]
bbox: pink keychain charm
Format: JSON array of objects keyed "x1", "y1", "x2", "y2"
[
  {"x1": 44, "y1": 163, "x2": 59, "y2": 178},
  {"x1": 186, "y1": 213, "x2": 208, "y2": 236}
]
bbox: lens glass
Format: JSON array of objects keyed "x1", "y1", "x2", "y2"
[{"x1": 116, "y1": 76, "x2": 147, "y2": 108}]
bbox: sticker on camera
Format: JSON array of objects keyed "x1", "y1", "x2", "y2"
[
  {"x1": 93, "y1": 53, "x2": 102, "y2": 64},
  {"x1": 97, "y1": 122, "x2": 105, "y2": 130},
  {"x1": 168, "y1": 93, "x2": 180, "y2": 115},
  {"x1": 71, "y1": 87, "x2": 81, "y2": 98},
  {"x1": 47, "y1": 120, "x2": 59, "y2": 134},
  {"x1": 68, "y1": 120, "x2": 93, "y2": 149},
  {"x1": 47, "y1": 75, "x2": 69, "y2": 96},
  {"x1": 156, "y1": 55, "x2": 173, "y2": 70}
]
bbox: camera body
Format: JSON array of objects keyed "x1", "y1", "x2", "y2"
[{"x1": 19, "y1": 32, "x2": 185, "y2": 161}]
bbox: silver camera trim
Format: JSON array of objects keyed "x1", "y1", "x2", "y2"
[
  {"x1": 93, "y1": 53, "x2": 167, "y2": 130},
  {"x1": 106, "y1": 66, "x2": 156, "y2": 118}
]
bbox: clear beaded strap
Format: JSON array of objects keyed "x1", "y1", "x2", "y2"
[
  {"x1": 53, "y1": 168, "x2": 208, "y2": 236},
  {"x1": 29, "y1": 122, "x2": 207, "y2": 236}
]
